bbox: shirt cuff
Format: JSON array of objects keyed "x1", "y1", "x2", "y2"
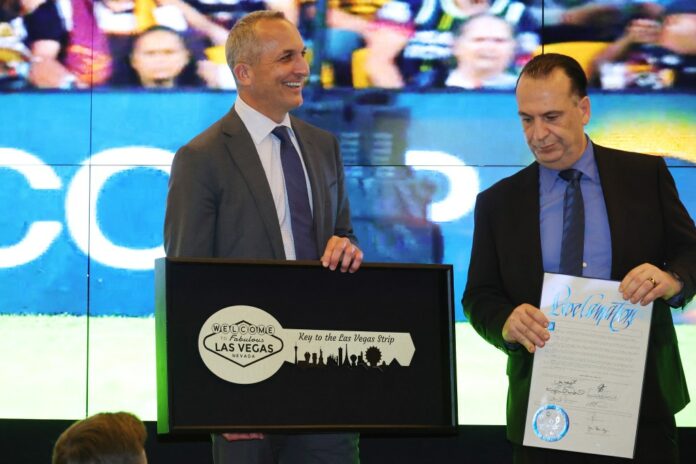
[
  {"x1": 504, "y1": 341, "x2": 521, "y2": 351},
  {"x1": 666, "y1": 291, "x2": 685, "y2": 308},
  {"x1": 666, "y1": 271, "x2": 686, "y2": 308}
]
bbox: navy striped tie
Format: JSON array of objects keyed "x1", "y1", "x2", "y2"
[
  {"x1": 272, "y1": 126, "x2": 318, "y2": 260},
  {"x1": 559, "y1": 169, "x2": 584, "y2": 276}
]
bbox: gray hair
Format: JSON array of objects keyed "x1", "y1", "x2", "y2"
[{"x1": 225, "y1": 10, "x2": 287, "y2": 73}]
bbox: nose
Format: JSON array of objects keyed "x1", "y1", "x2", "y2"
[
  {"x1": 530, "y1": 120, "x2": 549, "y2": 142},
  {"x1": 295, "y1": 54, "x2": 309, "y2": 77}
]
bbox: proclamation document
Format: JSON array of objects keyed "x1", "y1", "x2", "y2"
[{"x1": 522, "y1": 273, "x2": 653, "y2": 458}]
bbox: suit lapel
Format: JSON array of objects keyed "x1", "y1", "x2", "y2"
[
  {"x1": 221, "y1": 109, "x2": 285, "y2": 258},
  {"x1": 513, "y1": 163, "x2": 545, "y2": 300},
  {"x1": 594, "y1": 144, "x2": 626, "y2": 280}
]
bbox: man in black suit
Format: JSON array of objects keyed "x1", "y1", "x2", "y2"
[
  {"x1": 165, "y1": 10, "x2": 362, "y2": 464},
  {"x1": 463, "y1": 53, "x2": 696, "y2": 463}
]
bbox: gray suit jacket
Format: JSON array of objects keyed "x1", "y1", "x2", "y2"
[{"x1": 164, "y1": 108, "x2": 356, "y2": 259}]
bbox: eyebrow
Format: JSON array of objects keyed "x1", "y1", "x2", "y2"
[
  {"x1": 517, "y1": 110, "x2": 562, "y2": 118},
  {"x1": 278, "y1": 46, "x2": 307, "y2": 57}
]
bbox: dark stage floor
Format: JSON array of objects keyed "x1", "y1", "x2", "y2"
[{"x1": 3, "y1": 420, "x2": 695, "y2": 463}]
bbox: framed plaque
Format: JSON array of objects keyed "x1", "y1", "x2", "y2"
[{"x1": 155, "y1": 258, "x2": 456, "y2": 434}]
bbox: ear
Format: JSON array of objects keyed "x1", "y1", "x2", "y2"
[
  {"x1": 579, "y1": 95, "x2": 591, "y2": 125},
  {"x1": 233, "y1": 63, "x2": 252, "y2": 85}
]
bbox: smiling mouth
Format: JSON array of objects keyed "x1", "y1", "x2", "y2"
[{"x1": 284, "y1": 81, "x2": 303, "y2": 89}]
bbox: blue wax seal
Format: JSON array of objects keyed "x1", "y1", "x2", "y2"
[{"x1": 532, "y1": 404, "x2": 569, "y2": 442}]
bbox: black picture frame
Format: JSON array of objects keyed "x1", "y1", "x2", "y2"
[{"x1": 155, "y1": 258, "x2": 457, "y2": 434}]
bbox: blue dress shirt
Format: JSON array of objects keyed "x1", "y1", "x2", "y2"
[{"x1": 539, "y1": 138, "x2": 612, "y2": 279}]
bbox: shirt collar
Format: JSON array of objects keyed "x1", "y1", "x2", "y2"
[
  {"x1": 539, "y1": 135, "x2": 598, "y2": 193},
  {"x1": 234, "y1": 96, "x2": 292, "y2": 145}
]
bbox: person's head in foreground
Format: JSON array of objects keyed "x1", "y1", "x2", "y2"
[{"x1": 52, "y1": 411, "x2": 147, "y2": 464}]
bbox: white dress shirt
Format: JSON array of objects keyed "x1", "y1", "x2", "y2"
[{"x1": 234, "y1": 96, "x2": 314, "y2": 260}]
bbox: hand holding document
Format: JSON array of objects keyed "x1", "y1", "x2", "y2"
[{"x1": 523, "y1": 273, "x2": 653, "y2": 458}]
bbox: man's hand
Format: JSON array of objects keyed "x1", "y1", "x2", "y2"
[
  {"x1": 619, "y1": 263, "x2": 683, "y2": 306},
  {"x1": 502, "y1": 304, "x2": 550, "y2": 353},
  {"x1": 321, "y1": 236, "x2": 363, "y2": 273},
  {"x1": 222, "y1": 433, "x2": 264, "y2": 441}
]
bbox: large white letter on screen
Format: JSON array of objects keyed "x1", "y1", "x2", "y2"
[
  {"x1": 65, "y1": 147, "x2": 174, "y2": 271},
  {"x1": 0, "y1": 149, "x2": 62, "y2": 268},
  {"x1": 405, "y1": 150, "x2": 479, "y2": 222}
]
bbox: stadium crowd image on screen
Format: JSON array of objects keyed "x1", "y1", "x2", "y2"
[{"x1": 1, "y1": 0, "x2": 696, "y2": 432}]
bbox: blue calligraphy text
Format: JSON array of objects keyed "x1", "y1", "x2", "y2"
[{"x1": 549, "y1": 286, "x2": 641, "y2": 332}]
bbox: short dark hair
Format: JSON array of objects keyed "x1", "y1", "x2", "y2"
[
  {"x1": 517, "y1": 53, "x2": 588, "y2": 98},
  {"x1": 52, "y1": 412, "x2": 147, "y2": 464}
]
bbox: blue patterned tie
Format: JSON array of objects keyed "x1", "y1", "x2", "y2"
[
  {"x1": 558, "y1": 169, "x2": 584, "y2": 276},
  {"x1": 272, "y1": 126, "x2": 318, "y2": 260}
]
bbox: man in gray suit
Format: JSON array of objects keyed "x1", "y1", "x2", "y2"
[{"x1": 164, "y1": 10, "x2": 362, "y2": 464}]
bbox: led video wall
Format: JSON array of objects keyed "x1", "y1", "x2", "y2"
[{"x1": 1, "y1": 0, "x2": 695, "y2": 426}]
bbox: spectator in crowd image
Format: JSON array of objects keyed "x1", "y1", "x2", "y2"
[
  {"x1": 349, "y1": 0, "x2": 465, "y2": 89},
  {"x1": 13, "y1": 0, "x2": 236, "y2": 89},
  {"x1": 290, "y1": 0, "x2": 512, "y2": 88},
  {"x1": 397, "y1": 0, "x2": 539, "y2": 88},
  {"x1": 351, "y1": 0, "x2": 529, "y2": 89},
  {"x1": 294, "y1": 0, "x2": 497, "y2": 87},
  {"x1": 291, "y1": 0, "x2": 413, "y2": 87},
  {"x1": 20, "y1": 0, "x2": 69, "y2": 88},
  {"x1": 52, "y1": 411, "x2": 147, "y2": 464},
  {"x1": 592, "y1": 0, "x2": 696, "y2": 90},
  {"x1": 522, "y1": 0, "x2": 665, "y2": 43},
  {"x1": 396, "y1": 0, "x2": 493, "y2": 88},
  {"x1": 95, "y1": 0, "x2": 230, "y2": 87},
  {"x1": 360, "y1": 1, "x2": 415, "y2": 88},
  {"x1": 17, "y1": 0, "x2": 113, "y2": 88},
  {"x1": 0, "y1": 0, "x2": 33, "y2": 89},
  {"x1": 445, "y1": 13, "x2": 517, "y2": 89},
  {"x1": 125, "y1": 25, "x2": 200, "y2": 88}
]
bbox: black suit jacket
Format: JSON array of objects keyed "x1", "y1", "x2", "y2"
[
  {"x1": 164, "y1": 107, "x2": 356, "y2": 259},
  {"x1": 462, "y1": 143, "x2": 696, "y2": 444}
]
